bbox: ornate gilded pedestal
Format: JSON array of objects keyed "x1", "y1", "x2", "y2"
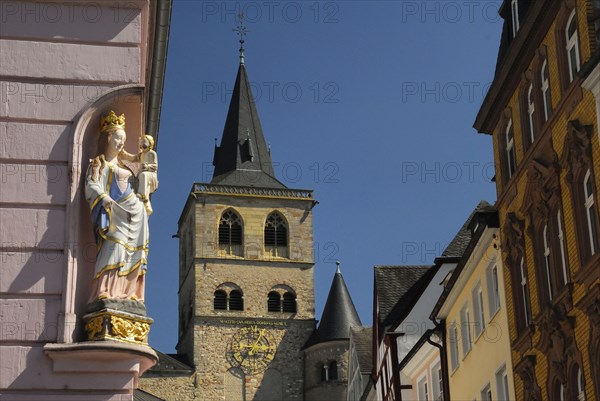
[{"x1": 84, "y1": 301, "x2": 153, "y2": 345}]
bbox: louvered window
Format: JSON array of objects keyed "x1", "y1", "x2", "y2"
[
  {"x1": 267, "y1": 291, "x2": 281, "y2": 312},
  {"x1": 214, "y1": 288, "x2": 244, "y2": 311},
  {"x1": 219, "y1": 210, "x2": 243, "y2": 256},
  {"x1": 229, "y1": 290, "x2": 244, "y2": 311},
  {"x1": 265, "y1": 212, "x2": 288, "y2": 258},
  {"x1": 214, "y1": 290, "x2": 227, "y2": 310},
  {"x1": 267, "y1": 291, "x2": 297, "y2": 313},
  {"x1": 282, "y1": 292, "x2": 297, "y2": 313}
]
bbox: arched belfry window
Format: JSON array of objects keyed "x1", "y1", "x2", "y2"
[
  {"x1": 282, "y1": 292, "x2": 297, "y2": 313},
  {"x1": 219, "y1": 209, "x2": 243, "y2": 256},
  {"x1": 267, "y1": 291, "x2": 281, "y2": 312},
  {"x1": 267, "y1": 288, "x2": 297, "y2": 313},
  {"x1": 214, "y1": 285, "x2": 244, "y2": 311},
  {"x1": 320, "y1": 360, "x2": 339, "y2": 382},
  {"x1": 229, "y1": 290, "x2": 244, "y2": 311},
  {"x1": 214, "y1": 290, "x2": 227, "y2": 310},
  {"x1": 264, "y1": 212, "x2": 288, "y2": 258},
  {"x1": 329, "y1": 361, "x2": 338, "y2": 380}
]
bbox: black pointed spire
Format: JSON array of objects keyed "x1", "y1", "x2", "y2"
[
  {"x1": 211, "y1": 27, "x2": 285, "y2": 188},
  {"x1": 308, "y1": 264, "x2": 362, "y2": 345}
]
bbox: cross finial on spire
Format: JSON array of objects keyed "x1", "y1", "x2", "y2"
[{"x1": 233, "y1": 13, "x2": 249, "y2": 65}]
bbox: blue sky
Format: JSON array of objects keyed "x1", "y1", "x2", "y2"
[{"x1": 146, "y1": 0, "x2": 503, "y2": 353}]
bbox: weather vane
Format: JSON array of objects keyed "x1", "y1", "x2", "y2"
[{"x1": 233, "y1": 13, "x2": 250, "y2": 64}]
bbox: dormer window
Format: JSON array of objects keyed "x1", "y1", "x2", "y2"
[
  {"x1": 566, "y1": 10, "x2": 580, "y2": 82},
  {"x1": 511, "y1": 0, "x2": 520, "y2": 38}
]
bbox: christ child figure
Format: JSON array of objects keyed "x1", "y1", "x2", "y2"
[
  {"x1": 137, "y1": 135, "x2": 158, "y2": 214},
  {"x1": 119, "y1": 134, "x2": 159, "y2": 215}
]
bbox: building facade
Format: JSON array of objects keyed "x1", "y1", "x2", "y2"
[
  {"x1": 431, "y1": 206, "x2": 516, "y2": 401},
  {"x1": 347, "y1": 326, "x2": 373, "y2": 401},
  {"x1": 474, "y1": 1, "x2": 600, "y2": 400},
  {"x1": 0, "y1": 1, "x2": 171, "y2": 399},
  {"x1": 398, "y1": 337, "x2": 442, "y2": 401},
  {"x1": 371, "y1": 202, "x2": 482, "y2": 401}
]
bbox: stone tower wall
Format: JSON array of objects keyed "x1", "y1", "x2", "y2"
[
  {"x1": 304, "y1": 340, "x2": 350, "y2": 401},
  {"x1": 175, "y1": 191, "x2": 316, "y2": 400}
]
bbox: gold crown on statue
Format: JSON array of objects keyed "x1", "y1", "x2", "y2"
[{"x1": 100, "y1": 111, "x2": 126, "y2": 132}]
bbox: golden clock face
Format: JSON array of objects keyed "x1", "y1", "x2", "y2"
[{"x1": 226, "y1": 325, "x2": 276, "y2": 375}]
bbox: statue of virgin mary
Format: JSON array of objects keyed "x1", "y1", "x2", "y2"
[{"x1": 85, "y1": 111, "x2": 150, "y2": 303}]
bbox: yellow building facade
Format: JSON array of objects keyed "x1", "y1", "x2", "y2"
[
  {"x1": 475, "y1": 1, "x2": 600, "y2": 400},
  {"x1": 433, "y1": 208, "x2": 516, "y2": 401}
]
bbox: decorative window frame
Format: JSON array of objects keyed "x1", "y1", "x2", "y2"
[
  {"x1": 520, "y1": 138, "x2": 571, "y2": 312},
  {"x1": 502, "y1": 213, "x2": 534, "y2": 352},
  {"x1": 536, "y1": 288, "x2": 584, "y2": 401},
  {"x1": 561, "y1": 120, "x2": 600, "y2": 287},
  {"x1": 519, "y1": 71, "x2": 537, "y2": 152},
  {"x1": 506, "y1": 119, "x2": 517, "y2": 180},
  {"x1": 514, "y1": 355, "x2": 541, "y2": 401},
  {"x1": 555, "y1": 4, "x2": 581, "y2": 91},
  {"x1": 540, "y1": 56, "x2": 553, "y2": 123},
  {"x1": 565, "y1": 9, "x2": 581, "y2": 83},
  {"x1": 575, "y1": 283, "x2": 600, "y2": 400},
  {"x1": 497, "y1": 109, "x2": 517, "y2": 188}
]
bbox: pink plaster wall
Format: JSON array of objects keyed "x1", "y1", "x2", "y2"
[{"x1": 0, "y1": 1, "x2": 154, "y2": 398}]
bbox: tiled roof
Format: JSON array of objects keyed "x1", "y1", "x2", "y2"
[
  {"x1": 430, "y1": 203, "x2": 498, "y2": 320},
  {"x1": 142, "y1": 349, "x2": 194, "y2": 377},
  {"x1": 374, "y1": 265, "x2": 434, "y2": 328},
  {"x1": 440, "y1": 200, "x2": 492, "y2": 259},
  {"x1": 134, "y1": 390, "x2": 165, "y2": 401},
  {"x1": 351, "y1": 326, "x2": 373, "y2": 374}
]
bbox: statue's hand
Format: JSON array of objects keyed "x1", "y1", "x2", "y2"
[{"x1": 102, "y1": 196, "x2": 114, "y2": 210}]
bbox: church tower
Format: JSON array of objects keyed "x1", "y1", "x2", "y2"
[
  {"x1": 304, "y1": 264, "x2": 362, "y2": 400},
  {"x1": 175, "y1": 48, "x2": 316, "y2": 400}
]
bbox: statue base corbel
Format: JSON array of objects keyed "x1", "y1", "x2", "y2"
[{"x1": 83, "y1": 307, "x2": 153, "y2": 345}]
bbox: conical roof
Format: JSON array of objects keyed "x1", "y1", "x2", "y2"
[
  {"x1": 307, "y1": 267, "x2": 362, "y2": 346},
  {"x1": 211, "y1": 63, "x2": 286, "y2": 188}
]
